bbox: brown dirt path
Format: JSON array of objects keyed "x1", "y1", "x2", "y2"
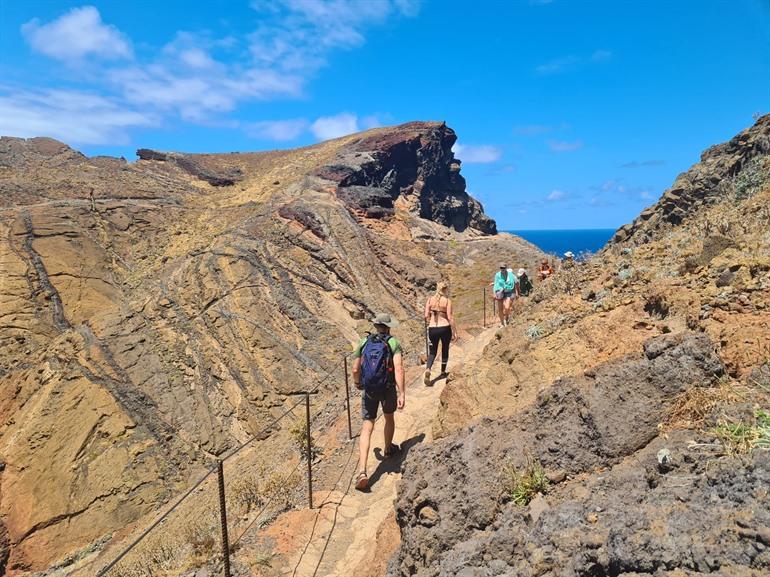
[{"x1": 266, "y1": 326, "x2": 498, "y2": 577}]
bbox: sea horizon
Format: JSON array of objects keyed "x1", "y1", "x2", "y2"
[{"x1": 505, "y1": 228, "x2": 617, "y2": 257}]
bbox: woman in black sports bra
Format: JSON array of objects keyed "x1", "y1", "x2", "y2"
[{"x1": 423, "y1": 281, "x2": 458, "y2": 386}]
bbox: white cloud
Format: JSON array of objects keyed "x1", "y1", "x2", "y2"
[
  {"x1": 548, "y1": 139, "x2": 583, "y2": 152},
  {"x1": 22, "y1": 6, "x2": 132, "y2": 62},
  {"x1": 452, "y1": 143, "x2": 502, "y2": 164},
  {"x1": 0, "y1": 87, "x2": 154, "y2": 145},
  {"x1": 13, "y1": 3, "x2": 411, "y2": 144},
  {"x1": 310, "y1": 112, "x2": 360, "y2": 140},
  {"x1": 247, "y1": 112, "x2": 381, "y2": 141},
  {"x1": 247, "y1": 118, "x2": 309, "y2": 141},
  {"x1": 111, "y1": 65, "x2": 304, "y2": 120},
  {"x1": 535, "y1": 56, "x2": 580, "y2": 75},
  {"x1": 535, "y1": 49, "x2": 612, "y2": 75},
  {"x1": 546, "y1": 189, "x2": 566, "y2": 201}
]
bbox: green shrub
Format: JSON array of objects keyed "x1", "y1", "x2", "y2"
[{"x1": 502, "y1": 457, "x2": 549, "y2": 506}]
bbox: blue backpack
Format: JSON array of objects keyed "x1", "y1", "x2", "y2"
[{"x1": 360, "y1": 333, "x2": 394, "y2": 393}]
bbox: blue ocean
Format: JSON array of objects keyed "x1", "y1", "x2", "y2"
[{"x1": 507, "y1": 229, "x2": 617, "y2": 257}]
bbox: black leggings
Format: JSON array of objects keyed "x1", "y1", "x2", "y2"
[{"x1": 427, "y1": 325, "x2": 452, "y2": 372}]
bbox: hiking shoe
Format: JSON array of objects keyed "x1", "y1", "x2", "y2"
[
  {"x1": 423, "y1": 370, "x2": 431, "y2": 386},
  {"x1": 355, "y1": 471, "x2": 368, "y2": 491},
  {"x1": 384, "y1": 443, "x2": 401, "y2": 458}
]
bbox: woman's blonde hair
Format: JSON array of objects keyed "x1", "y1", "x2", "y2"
[{"x1": 434, "y1": 281, "x2": 449, "y2": 299}]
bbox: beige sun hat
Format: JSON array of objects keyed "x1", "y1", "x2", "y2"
[
  {"x1": 518, "y1": 268, "x2": 526, "y2": 277},
  {"x1": 372, "y1": 313, "x2": 399, "y2": 328}
]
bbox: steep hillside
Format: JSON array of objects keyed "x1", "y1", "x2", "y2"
[
  {"x1": 0, "y1": 122, "x2": 541, "y2": 574},
  {"x1": 394, "y1": 116, "x2": 770, "y2": 576}
]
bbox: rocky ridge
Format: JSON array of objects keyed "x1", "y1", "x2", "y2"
[
  {"x1": 393, "y1": 116, "x2": 770, "y2": 576},
  {"x1": 0, "y1": 122, "x2": 541, "y2": 574}
]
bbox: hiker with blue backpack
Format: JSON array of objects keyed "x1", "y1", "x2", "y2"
[{"x1": 352, "y1": 313, "x2": 406, "y2": 491}]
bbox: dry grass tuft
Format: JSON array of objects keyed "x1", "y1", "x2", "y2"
[{"x1": 664, "y1": 378, "x2": 745, "y2": 430}]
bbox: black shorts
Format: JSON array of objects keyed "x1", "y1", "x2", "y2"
[{"x1": 361, "y1": 385, "x2": 397, "y2": 420}]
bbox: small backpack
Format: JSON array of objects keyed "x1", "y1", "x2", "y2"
[{"x1": 360, "y1": 333, "x2": 394, "y2": 393}]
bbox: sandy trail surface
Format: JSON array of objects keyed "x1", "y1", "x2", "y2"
[{"x1": 262, "y1": 326, "x2": 498, "y2": 577}]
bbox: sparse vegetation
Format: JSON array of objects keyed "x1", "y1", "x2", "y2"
[
  {"x1": 664, "y1": 377, "x2": 744, "y2": 430},
  {"x1": 714, "y1": 409, "x2": 770, "y2": 454},
  {"x1": 733, "y1": 156, "x2": 770, "y2": 201},
  {"x1": 524, "y1": 325, "x2": 542, "y2": 340},
  {"x1": 290, "y1": 419, "x2": 322, "y2": 461},
  {"x1": 501, "y1": 456, "x2": 549, "y2": 506}
]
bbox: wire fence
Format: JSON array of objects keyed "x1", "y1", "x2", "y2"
[{"x1": 93, "y1": 288, "x2": 491, "y2": 577}]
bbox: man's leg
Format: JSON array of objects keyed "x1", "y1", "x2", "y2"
[
  {"x1": 383, "y1": 412, "x2": 395, "y2": 450},
  {"x1": 358, "y1": 419, "x2": 374, "y2": 475}
]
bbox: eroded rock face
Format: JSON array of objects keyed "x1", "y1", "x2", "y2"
[
  {"x1": 609, "y1": 113, "x2": 770, "y2": 246},
  {"x1": 0, "y1": 123, "x2": 524, "y2": 572},
  {"x1": 388, "y1": 333, "x2": 762, "y2": 576},
  {"x1": 316, "y1": 121, "x2": 497, "y2": 234}
]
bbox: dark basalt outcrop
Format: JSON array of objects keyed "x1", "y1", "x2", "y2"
[
  {"x1": 136, "y1": 148, "x2": 244, "y2": 186},
  {"x1": 387, "y1": 333, "x2": 770, "y2": 577},
  {"x1": 609, "y1": 114, "x2": 770, "y2": 246},
  {"x1": 315, "y1": 121, "x2": 497, "y2": 234}
]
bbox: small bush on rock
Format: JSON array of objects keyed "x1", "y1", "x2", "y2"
[{"x1": 501, "y1": 456, "x2": 549, "y2": 506}]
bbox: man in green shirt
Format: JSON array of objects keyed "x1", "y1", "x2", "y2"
[{"x1": 351, "y1": 313, "x2": 406, "y2": 491}]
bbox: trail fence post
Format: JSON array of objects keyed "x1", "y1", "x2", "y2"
[
  {"x1": 483, "y1": 286, "x2": 487, "y2": 327},
  {"x1": 217, "y1": 460, "x2": 232, "y2": 577},
  {"x1": 343, "y1": 355, "x2": 353, "y2": 440},
  {"x1": 305, "y1": 392, "x2": 313, "y2": 509}
]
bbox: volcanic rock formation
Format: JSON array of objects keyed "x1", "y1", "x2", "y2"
[
  {"x1": 393, "y1": 115, "x2": 770, "y2": 576},
  {"x1": 0, "y1": 122, "x2": 539, "y2": 573}
]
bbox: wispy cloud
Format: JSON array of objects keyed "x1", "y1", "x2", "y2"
[
  {"x1": 247, "y1": 118, "x2": 309, "y2": 141},
  {"x1": 22, "y1": 6, "x2": 132, "y2": 62},
  {"x1": 591, "y1": 178, "x2": 655, "y2": 201},
  {"x1": 0, "y1": 86, "x2": 155, "y2": 145},
  {"x1": 535, "y1": 49, "x2": 612, "y2": 75},
  {"x1": 621, "y1": 159, "x2": 666, "y2": 168},
  {"x1": 512, "y1": 123, "x2": 569, "y2": 136},
  {"x1": 486, "y1": 164, "x2": 516, "y2": 175},
  {"x1": 245, "y1": 112, "x2": 381, "y2": 142},
  {"x1": 310, "y1": 112, "x2": 361, "y2": 140},
  {"x1": 590, "y1": 49, "x2": 613, "y2": 62},
  {"x1": 452, "y1": 143, "x2": 503, "y2": 164},
  {"x1": 535, "y1": 56, "x2": 580, "y2": 75},
  {"x1": 12, "y1": 2, "x2": 413, "y2": 145},
  {"x1": 548, "y1": 139, "x2": 583, "y2": 152},
  {"x1": 546, "y1": 189, "x2": 567, "y2": 201}
]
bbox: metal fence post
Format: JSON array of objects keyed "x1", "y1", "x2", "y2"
[
  {"x1": 343, "y1": 355, "x2": 353, "y2": 440},
  {"x1": 305, "y1": 392, "x2": 313, "y2": 509},
  {"x1": 483, "y1": 286, "x2": 487, "y2": 327},
  {"x1": 217, "y1": 460, "x2": 232, "y2": 577}
]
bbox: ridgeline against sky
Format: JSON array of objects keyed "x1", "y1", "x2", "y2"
[{"x1": 0, "y1": 0, "x2": 768, "y2": 229}]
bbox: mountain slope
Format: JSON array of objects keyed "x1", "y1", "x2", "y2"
[
  {"x1": 0, "y1": 123, "x2": 541, "y2": 574},
  {"x1": 392, "y1": 116, "x2": 770, "y2": 576}
]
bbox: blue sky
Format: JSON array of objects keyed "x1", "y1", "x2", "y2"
[{"x1": 1, "y1": 0, "x2": 768, "y2": 230}]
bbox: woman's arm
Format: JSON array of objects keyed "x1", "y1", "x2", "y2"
[
  {"x1": 447, "y1": 299, "x2": 458, "y2": 340},
  {"x1": 424, "y1": 297, "x2": 431, "y2": 322}
]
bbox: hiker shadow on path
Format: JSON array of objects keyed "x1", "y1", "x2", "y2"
[{"x1": 366, "y1": 433, "x2": 425, "y2": 491}]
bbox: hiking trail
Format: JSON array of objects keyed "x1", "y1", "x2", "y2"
[{"x1": 259, "y1": 326, "x2": 498, "y2": 577}]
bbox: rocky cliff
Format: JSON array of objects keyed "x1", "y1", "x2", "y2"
[
  {"x1": 0, "y1": 122, "x2": 540, "y2": 574},
  {"x1": 610, "y1": 114, "x2": 770, "y2": 246},
  {"x1": 393, "y1": 116, "x2": 770, "y2": 576}
]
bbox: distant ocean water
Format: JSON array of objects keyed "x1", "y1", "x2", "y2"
[{"x1": 506, "y1": 229, "x2": 617, "y2": 257}]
